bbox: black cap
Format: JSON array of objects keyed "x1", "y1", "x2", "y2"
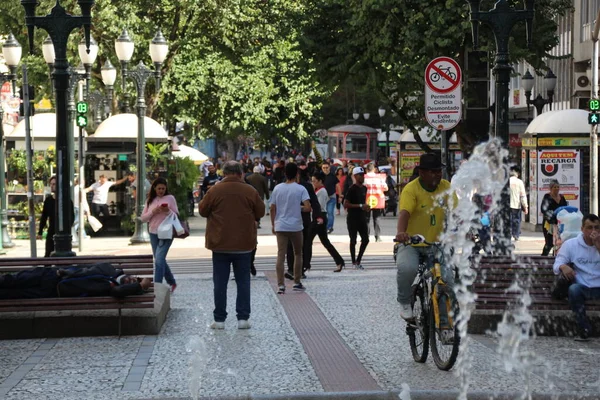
[{"x1": 419, "y1": 153, "x2": 445, "y2": 170}]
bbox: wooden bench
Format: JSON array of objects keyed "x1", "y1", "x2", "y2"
[
  {"x1": 0, "y1": 254, "x2": 155, "y2": 337},
  {"x1": 470, "y1": 255, "x2": 600, "y2": 335}
]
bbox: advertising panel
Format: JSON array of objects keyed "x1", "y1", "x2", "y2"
[
  {"x1": 364, "y1": 173, "x2": 388, "y2": 209},
  {"x1": 400, "y1": 151, "x2": 423, "y2": 184},
  {"x1": 536, "y1": 149, "x2": 581, "y2": 224}
]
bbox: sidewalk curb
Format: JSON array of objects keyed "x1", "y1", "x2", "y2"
[{"x1": 144, "y1": 390, "x2": 598, "y2": 400}]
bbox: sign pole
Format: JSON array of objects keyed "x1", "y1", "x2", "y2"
[
  {"x1": 440, "y1": 129, "x2": 448, "y2": 180},
  {"x1": 590, "y1": 17, "x2": 599, "y2": 215}
]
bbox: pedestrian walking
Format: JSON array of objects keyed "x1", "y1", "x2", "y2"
[
  {"x1": 540, "y1": 179, "x2": 567, "y2": 256},
  {"x1": 509, "y1": 167, "x2": 528, "y2": 241},
  {"x1": 270, "y1": 163, "x2": 311, "y2": 294},
  {"x1": 344, "y1": 167, "x2": 370, "y2": 269},
  {"x1": 199, "y1": 161, "x2": 265, "y2": 329},
  {"x1": 246, "y1": 166, "x2": 270, "y2": 228},
  {"x1": 321, "y1": 162, "x2": 338, "y2": 234},
  {"x1": 285, "y1": 164, "x2": 323, "y2": 277},
  {"x1": 140, "y1": 177, "x2": 178, "y2": 292},
  {"x1": 72, "y1": 177, "x2": 90, "y2": 243},
  {"x1": 84, "y1": 174, "x2": 128, "y2": 229},
  {"x1": 364, "y1": 163, "x2": 388, "y2": 242},
  {"x1": 38, "y1": 176, "x2": 57, "y2": 257},
  {"x1": 335, "y1": 167, "x2": 346, "y2": 215},
  {"x1": 310, "y1": 171, "x2": 345, "y2": 272}
]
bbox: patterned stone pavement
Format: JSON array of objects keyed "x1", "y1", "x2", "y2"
[{"x1": 1, "y1": 264, "x2": 600, "y2": 400}]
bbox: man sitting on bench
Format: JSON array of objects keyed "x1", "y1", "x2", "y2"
[
  {"x1": 0, "y1": 263, "x2": 151, "y2": 300},
  {"x1": 553, "y1": 213, "x2": 600, "y2": 342}
]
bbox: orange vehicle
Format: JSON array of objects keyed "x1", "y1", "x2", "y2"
[{"x1": 326, "y1": 125, "x2": 378, "y2": 164}]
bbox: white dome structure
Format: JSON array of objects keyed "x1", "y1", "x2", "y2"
[
  {"x1": 89, "y1": 113, "x2": 167, "y2": 142},
  {"x1": 525, "y1": 109, "x2": 590, "y2": 135}
]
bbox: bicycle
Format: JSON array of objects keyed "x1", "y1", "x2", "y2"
[{"x1": 394, "y1": 234, "x2": 460, "y2": 371}]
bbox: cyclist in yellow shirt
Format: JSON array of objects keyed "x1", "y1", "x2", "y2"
[{"x1": 394, "y1": 153, "x2": 454, "y2": 329}]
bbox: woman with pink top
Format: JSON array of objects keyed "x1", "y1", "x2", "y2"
[{"x1": 141, "y1": 177, "x2": 178, "y2": 292}]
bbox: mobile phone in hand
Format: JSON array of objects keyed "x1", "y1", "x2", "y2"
[{"x1": 161, "y1": 203, "x2": 168, "y2": 207}]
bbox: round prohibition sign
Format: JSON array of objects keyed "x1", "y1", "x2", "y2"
[{"x1": 425, "y1": 57, "x2": 461, "y2": 94}]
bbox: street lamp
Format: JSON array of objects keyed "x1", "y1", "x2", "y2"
[
  {"x1": 521, "y1": 68, "x2": 557, "y2": 118},
  {"x1": 101, "y1": 60, "x2": 117, "y2": 117},
  {"x1": 378, "y1": 106, "x2": 390, "y2": 158},
  {"x1": 115, "y1": 29, "x2": 168, "y2": 244},
  {"x1": 0, "y1": 33, "x2": 22, "y2": 249},
  {"x1": 115, "y1": 29, "x2": 134, "y2": 113},
  {"x1": 467, "y1": 0, "x2": 535, "y2": 255},
  {"x1": 21, "y1": 0, "x2": 95, "y2": 257}
]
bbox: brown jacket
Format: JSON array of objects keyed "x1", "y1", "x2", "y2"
[
  {"x1": 246, "y1": 172, "x2": 269, "y2": 200},
  {"x1": 199, "y1": 176, "x2": 265, "y2": 252}
]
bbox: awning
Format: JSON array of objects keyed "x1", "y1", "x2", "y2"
[
  {"x1": 88, "y1": 113, "x2": 168, "y2": 142},
  {"x1": 172, "y1": 144, "x2": 209, "y2": 164},
  {"x1": 328, "y1": 124, "x2": 378, "y2": 134},
  {"x1": 525, "y1": 109, "x2": 590, "y2": 135},
  {"x1": 7, "y1": 113, "x2": 82, "y2": 139}
]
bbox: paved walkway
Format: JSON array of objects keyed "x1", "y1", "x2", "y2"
[{"x1": 2, "y1": 215, "x2": 590, "y2": 400}]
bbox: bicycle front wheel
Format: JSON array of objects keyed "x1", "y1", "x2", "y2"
[
  {"x1": 407, "y1": 288, "x2": 429, "y2": 363},
  {"x1": 430, "y1": 294, "x2": 460, "y2": 371}
]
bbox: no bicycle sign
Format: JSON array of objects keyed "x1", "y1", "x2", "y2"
[{"x1": 424, "y1": 56, "x2": 462, "y2": 131}]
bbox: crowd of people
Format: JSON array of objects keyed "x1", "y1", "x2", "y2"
[{"x1": 8, "y1": 150, "x2": 600, "y2": 341}]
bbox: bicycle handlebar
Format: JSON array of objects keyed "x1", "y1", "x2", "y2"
[{"x1": 394, "y1": 234, "x2": 441, "y2": 247}]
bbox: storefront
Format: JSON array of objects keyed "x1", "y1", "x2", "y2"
[
  {"x1": 520, "y1": 109, "x2": 591, "y2": 231},
  {"x1": 398, "y1": 128, "x2": 461, "y2": 186}
]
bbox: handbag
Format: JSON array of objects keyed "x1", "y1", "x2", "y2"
[
  {"x1": 157, "y1": 213, "x2": 175, "y2": 239},
  {"x1": 172, "y1": 214, "x2": 190, "y2": 239},
  {"x1": 87, "y1": 215, "x2": 103, "y2": 232}
]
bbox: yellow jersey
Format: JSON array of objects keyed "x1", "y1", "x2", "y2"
[{"x1": 400, "y1": 178, "x2": 451, "y2": 244}]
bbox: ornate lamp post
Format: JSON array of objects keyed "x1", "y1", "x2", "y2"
[
  {"x1": 0, "y1": 33, "x2": 22, "y2": 249},
  {"x1": 101, "y1": 60, "x2": 117, "y2": 118},
  {"x1": 467, "y1": 0, "x2": 534, "y2": 254},
  {"x1": 21, "y1": 0, "x2": 94, "y2": 257},
  {"x1": 521, "y1": 68, "x2": 557, "y2": 119},
  {"x1": 115, "y1": 29, "x2": 168, "y2": 244}
]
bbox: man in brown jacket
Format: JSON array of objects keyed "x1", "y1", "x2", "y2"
[
  {"x1": 246, "y1": 166, "x2": 270, "y2": 227},
  {"x1": 199, "y1": 161, "x2": 265, "y2": 330}
]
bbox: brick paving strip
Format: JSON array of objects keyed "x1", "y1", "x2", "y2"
[
  {"x1": 123, "y1": 335, "x2": 159, "y2": 391},
  {"x1": 264, "y1": 271, "x2": 381, "y2": 392}
]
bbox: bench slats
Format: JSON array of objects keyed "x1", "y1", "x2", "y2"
[{"x1": 0, "y1": 303, "x2": 154, "y2": 312}]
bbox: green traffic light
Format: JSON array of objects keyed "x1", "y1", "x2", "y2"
[
  {"x1": 590, "y1": 112, "x2": 599, "y2": 125},
  {"x1": 76, "y1": 115, "x2": 88, "y2": 127},
  {"x1": 76, "y1": 102, "x2": 88, "y2": 114}
]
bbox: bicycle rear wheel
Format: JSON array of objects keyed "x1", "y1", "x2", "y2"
[
  {"x1": 407, "y1": 288, "x2": 429, "y2": 363},
  {"x1": 430, "y1": 294, "x2": 460, "y2": 371}
]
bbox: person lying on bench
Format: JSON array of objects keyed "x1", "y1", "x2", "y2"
[
  {"x1": 553, "y1": 213, "x2": 600, "y2": 342},
  {"x1": 0, "y1": 262, "x2": 152, "y2": 300}
]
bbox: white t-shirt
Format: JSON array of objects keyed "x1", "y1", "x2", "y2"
[
  {"x1": 554, "y1": 233, "x2": 600, "y2": 288},
  {"x1": 509, "y1": 176, "x2": 527, "y2": 210},
  {"x1": 90, "y1": 181, "x2": 115, "y2": 204},
  {"x1": 74, "y1": 185, "x2": 90, "y2": 213},
  {"x1": 270, "y1": 182, "x2": 309, "y2": 232}
]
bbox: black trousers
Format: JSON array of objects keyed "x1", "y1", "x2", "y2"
[
  {"x1": 44, "y1": 233, "x2": 55, "y2": 258},
  {"x1": 347, "y1": 216, "x2": 369, "y2": 264},
  {"x1": 287, "y1": 223, "x2": 312, "y2": 272},
  {"x1": 307, "y1": 216, "x2": 344, "y2": 267},
  {"x1": 0, "y1": 267, "x2": 60, "y2": 299},
  {"x1": 542, "y1": 223, "x2": 553, "y2": 256},
  {"x1": 366, "y1": 209, "x2": 382, "y2": 239}
]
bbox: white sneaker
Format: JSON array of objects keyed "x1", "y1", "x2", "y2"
[
  {"x1": 400, "y1": 303, "x2": 414, "y2": 320},
  {"x1": 237, "y1": 320, "x2": 251, "y2": 329},
  {"x1": 210, "y1": 321, "x2": 225, "y2": 330}
]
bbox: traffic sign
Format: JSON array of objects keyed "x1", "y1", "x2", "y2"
[
  {"x1": 590, "y1": 112, "x2": 599, "y2": 125},
  {"x1": 424, "y1": 56, "x2": 462, "y2": 131},
  {"x1": 590, "y1": 99, "x2": 600, "y2": 111}
]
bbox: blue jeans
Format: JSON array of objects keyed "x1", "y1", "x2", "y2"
[
  {"x1": 149, "y1": 233, "x2": 176, "y2": 285},
  {"x1": 568, "y1": 283, "x2": 600, "y2": 332},
  {"x1": 212, "y1": 251, "x2": 252, "y2": 322},
  {"x1": 326, "y1": 197, "x2": 336, "y2": 230},
  {"x1": 510, "y1": 208, "x2": 522, "y2": 239}
]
